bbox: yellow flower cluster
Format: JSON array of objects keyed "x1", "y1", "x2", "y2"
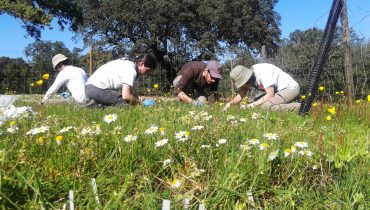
[{"x1": 31, "y1": 73, "x2": 49, "y2": 87}]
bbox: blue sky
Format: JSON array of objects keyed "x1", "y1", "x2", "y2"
[{"x1": 0, "y1": 0, "x2": 369, "y2": 60}]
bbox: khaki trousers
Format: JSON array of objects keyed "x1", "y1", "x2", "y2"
[{"x1": 261, "y1": 87, "x2": 301, "y2": 111}]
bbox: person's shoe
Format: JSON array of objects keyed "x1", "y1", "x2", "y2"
[{"x1": 82, "y1": 99, "x2": 98, "y2": 108}]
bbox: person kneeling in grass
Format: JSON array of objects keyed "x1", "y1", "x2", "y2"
[
  {"x1": 41, "y1": 54, "x2": 89, "y2": 105},
  {"x1": 173, "y1": 60, "x2": 223, "y2": 106},
  {"x1": 85, "y1": 54, "x2": 157, "y2": 107},
  {"x1": 223, "y1": 63, "x2": 300, "y2": 112}
]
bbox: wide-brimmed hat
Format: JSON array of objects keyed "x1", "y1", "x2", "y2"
[
  {"x1": 230, "y1": 65, "x2": 253, "y2": 89},
  {"x1": 206, "y1": 61, "x2": 223, "y2": 79},
  {"x1": 52, "y1": 54, "x2": 68, "y2": 69}
]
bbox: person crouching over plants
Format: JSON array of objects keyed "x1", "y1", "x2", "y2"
[
  {"x1": 84, "y1": 54, "x2": 157, "y2": 107},
  {"x1": 173, "y1": 61, "x2": 223, "y2": 106},
  {"x1": 41, "y1": 54, "x2": 89, "y2": 104},
  {"x1": 223, "y1": 63, "x2": 300, "y2": 112}
]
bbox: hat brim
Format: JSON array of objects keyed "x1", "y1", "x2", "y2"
[
  {"x1": 209, "y1": 71, "x2": 223, "y2": 79},
  {"x1": 233, "y1": 67, "x2": 253, "y2": 89}
]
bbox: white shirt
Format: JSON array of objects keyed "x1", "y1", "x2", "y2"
[
  {"x1": 86, "y1": 59, "x2": 137, "y2": 89},
  {"x1": 43, "y1": 65, "x2": 88, "y2": 103},
  {"x1": 252, "y1": 63, "x2": 299, "y2": 92}
]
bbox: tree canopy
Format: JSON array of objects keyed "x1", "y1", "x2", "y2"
[
  {"x1": 0, "y1": 0, "x2": 82, "y2": 39},
  {"x1": 77, "y1": 0, "x2": 281, "y2": 81}
]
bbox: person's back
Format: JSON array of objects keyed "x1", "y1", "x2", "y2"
[
  {"x1": 41, "y1": 54, "x2": 89, "y2": 104},
  {"x1": 61, "y1": 65, "x2": 88, "y2": 103},
  {"x1": 86, "y1": 59, "x2": 137, "y2": 90},
  {"x1": 252, "y1": 63, "x2": 298, "y2": 91}
]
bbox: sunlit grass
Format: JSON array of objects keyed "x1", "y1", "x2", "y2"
[{"x1": 0, "y1": 95, "x2": 369, "y2": 209}]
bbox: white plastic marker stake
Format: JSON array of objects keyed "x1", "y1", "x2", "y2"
[
  {"x1": 184, "y1": 198, "x2": 190, "y2": 209},
  {"x1": 69, "y1": 190, "x2": 74, "y2": 210},
  {"x1": 91, "y1": 178, "x2": 101, "y2": 207},
  {"x1": 162, "y1": 199, "x2": 171, "y2": 210},
  {"x1": 183, "y1": 198, "x2": 190, "y2": 209},
  {"x1": 247, "y1": 190, "x2": 255, "y2": 209}
]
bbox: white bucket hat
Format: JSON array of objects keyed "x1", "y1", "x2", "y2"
[{"x1": 52, "y1": 54, "x2": 68, "y2": 69}]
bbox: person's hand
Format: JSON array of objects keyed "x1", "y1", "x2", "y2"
[
  {"x1": 60, "y1": 91, "x2": 71, "y2": 99},
  {"x1": 143, "y1": 99, "x2": 157, "y2": 107},
  {"x1": 222, "y1": 103, "x2": 231, "y2": 112},
  {"x1": 192, "y1": 99, "x2": 203, "y2": 107},
  {"x1": 247, "y1": 103, "x2": 255, "y2": 108}
]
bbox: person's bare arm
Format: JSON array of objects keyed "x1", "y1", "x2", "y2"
[
  {"x1": 253, "y1": 86, "x2": 274, "y2": 106},
  {"x1": 122, "y1": 84, "x2": 141, "y2": 105},
  {"x1": 222, "y1": 85, "x2": 249, "y2": 111},
  {"x1": 177, "y1": 91, "x2": 193, "y2": 103}
]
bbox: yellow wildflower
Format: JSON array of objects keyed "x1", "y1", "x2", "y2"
[
  {"x1": 355, "y1": 100, "x2": 361, "y2": 105},
  {"x1": 38, "y1": 136, "x2": 47, "y2": 144},
  {"x1": 153, "y1": 84, "x2": 159, "y2": 89},
  {"x1": 335, "y1": 91, "x2": 339, "y2": 95},
  {"x1": 9, "y1": 121, "x2": 16, "y2": 127},
  {"x1": 367, "y1": 95, "x2": 370, "y2": 102},
  {"x1": 301, "y1": 95, "x2": 306, "y2": 100},
  {"x1": 312, "y1": 102, "x2": 318, "y2": 107},
  {"x1": 42, "y1": 73, "x2": 49, "y2": 80},
  {"x1": 55, "y1": 135, "x2": 63, "y2": 141},
  {"x1": 326, "y1": 115, "x2": 332, "y2": 121},
  {"x1": 328, "y1": 106, "x2": 336, "y2": 115},
  {"x1": 36, "y1": 80, "x2": 43, "y2": 85},
  {"x1": 340, "y1": 91, "x2": 344, "y2": 94},
  {"x1": 319, "y1": 86, "x2": 325, "y2": 92},
  {"x1": 30, "y1": 83, "x2": 35, "y2": 87}
]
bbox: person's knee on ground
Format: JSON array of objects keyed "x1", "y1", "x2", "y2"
[{"x1": 197, "y1": 96, "x2": 208, "y2": 105}]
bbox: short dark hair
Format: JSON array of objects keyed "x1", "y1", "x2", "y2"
[{"x1": 135, "y1": 54, "x2": 157, "y2": 69}]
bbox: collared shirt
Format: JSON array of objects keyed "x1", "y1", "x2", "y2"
[{"x1": 174, "y1": 61, "x2": 218, "y2": 94}]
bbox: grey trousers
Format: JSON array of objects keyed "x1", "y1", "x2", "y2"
[
  {"x1": 173, "y1": 75, "x2": 208, "y2": 104},
  {"x1": 261, "y1": 87, "x2": 301, "y2": 111},
  {"x1": 85, "y1": 84, "x2": 128, "y2": 106}
]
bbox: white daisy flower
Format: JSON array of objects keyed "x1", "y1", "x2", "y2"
[
  {"x1": 284, "y1": 148, "x2": 292, "y2": 157},
  {"x1": 268, "y1": 150, "x2": 279, "y2": 161},
  {"x1": 59, "y1": 126, "x2": 74, "y2": 133},
  {"x1": 298, "y1": 149, "x2": 313, "y2": 157},
  {"x1": 259, "y1": 143, "x2": 269, "y2": 150},
  {"x1": 294, "y1": 141, "x2": 308, "y2": 148},
  {"x1": 124, "y1": 135, "x2": 137, "y2": 142},
  {"x1": 103, "y1": 114, "x2": 118, "y2": 124},
  {"x1": 200, "y1": 145, "x2": 211, "y2": 148},
  {"x1": 263, "y1": 133, "x2": 279, "y2": 141},
  {"x1": 251, "y1": 112, "x2": 260, "y2": 119},
  {"x1": 203, "y1": 115, "x2": 213, "y2": 121},
  {"x1": 175, "y1": 131, "x2": 189, "y2": 142},
  {"x1": 144, "y1": 125, "x2": 158, "y2": 135},
  {"x1": 155, "y1": 139, "x2": 169, "y2": 147},
  {"x1": 7, "y1": 127, "x2": 19, "y2": 133},
  {"x1": 218, "y1": 139, "x2": 227, "y2": 144},
  {"x1": 81, "y1": 127, "x2": 92, "y2": 135},
  {"x1": 239, "y1": 118, "x2": 247, "y2": 123},
  {"x1": 171, "y1": 179, "x2": 182, "y2": 189},
  {"x1": 27, "y1": 126, "x2": 49, "y2": 135},
  {"x1": 163, "y1": 159, "x2": 172, "y2": 166},
  {"x1": 248, "y1": 138, "x2": 260, "y2": 145},
  {"x1": 227, "y1": 115, "x2": 236, "y2": 121},
  {"x1": 191, "y1": 125, "x2": 204, "y2": 130},
  {"x1": 291, "y1": 145, "x2": 297, "y2": 153}
]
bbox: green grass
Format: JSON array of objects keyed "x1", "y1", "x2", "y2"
[{"x1": 0, "y1": 95, "x2": 369, "y2": 209}]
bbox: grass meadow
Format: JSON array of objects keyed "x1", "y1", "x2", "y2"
[{"x1": 0, "y1": 95, "x2": 369, "y2": 209}]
